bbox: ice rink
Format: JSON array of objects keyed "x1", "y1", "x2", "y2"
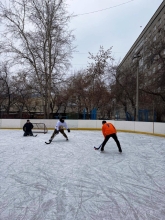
[{"x1": 0, "y1": 129, "x2": 165, "y2": 220}]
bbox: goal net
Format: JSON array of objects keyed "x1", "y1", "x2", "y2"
[{"x1": 32, "y1": 123, "x2": 48, "y2": 134}]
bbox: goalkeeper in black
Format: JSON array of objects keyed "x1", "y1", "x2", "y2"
[
  {"x1": 49, "y1": 118, "x2": 70, "y2": 143},
  {"x1": 23, "y1": 119, "x2": 34, "y2": 136}
]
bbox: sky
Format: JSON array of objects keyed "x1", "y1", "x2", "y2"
[
  {"x1": 66, "y1": 0, "x2": 163, "y2": 72},
  {"x1": 1, "y1": 129, "x2": 165, "y2": 219}
]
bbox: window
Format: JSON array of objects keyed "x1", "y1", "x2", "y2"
[
  {"x1": 158, "y1": 19, "x2": 161, "y2": 26},
  {"x1": 154, "y1": 54, "x2": 159, "y2": 61},
  {"x1": 153, "y1": 25, "x2": 157, "y2": 31},
  {"x1": 134, "y1": 40, "x2": 144, "y2": 53},
  {"x1": 153, "y1": 35, "x2": 157, "y2": 41},
  {"x1": 132, "y1": 58, "x2": 136, "y2": 63},
  {"x1": 139, "y1": 57, "x2": 143, "y2": 66},
  {"x1": 158, "y1": 64, "x2": 161, "y2": 69},
  {"x1": 144, "y1": 72, "x2": 147, "y2": 77},
  {"x1": 158, "y1": 28, "x2": 162, "y2": 35}
]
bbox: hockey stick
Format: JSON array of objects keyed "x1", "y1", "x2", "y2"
[
  {"x1": 45, "y1": 131, "x2": 59, "y2": 144},
  {"x1": 94, "y1": 144, "x2": 102, "y2": 150},
  {"x1": 45, "y1": 141, "x2": 51, "y2": 144}
]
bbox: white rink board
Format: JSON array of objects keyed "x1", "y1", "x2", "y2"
[
  {"x1": 1, "y1": 118, "x2": 21, "y2": 128},
  {"x1": 154, "y1": 122, "x2": 165, "y2": 135},
  {"x1": 0, "y1": 119, "x2": 165, "y2": 136},
  {"x1": 113, "y1": 121, "x2": 135, "y2": 131},
  {"x1": 77, "y1": 120, "x2": 97, "y2": 128},
  {"x1": 134, "y1": 121, "x2": 153, "y2": 133}
]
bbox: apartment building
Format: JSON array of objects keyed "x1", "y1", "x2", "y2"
[
  {"x1": 116, "y1": 0, "x2": 165, "y2": 121},
  {"x1": 118, "y1": 0, "x2": 165, "y2": 69}
]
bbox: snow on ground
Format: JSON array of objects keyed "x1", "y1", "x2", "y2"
[{"x1": 0, "y1": 129, "x2": 165, "y2": 220}]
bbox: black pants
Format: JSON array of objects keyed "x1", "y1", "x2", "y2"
[
  {"x1": 50, "y1": 128, "x2": 68, "y2": 140},
  {"x1": 24, "y1": 131, "x2": 33, "y2": 136},
  {"x1": 101, "y1": 133, "x2": 122, "y2": 152}
]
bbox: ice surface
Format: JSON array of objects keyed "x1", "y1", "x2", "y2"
[{"x1": 0, "y1": 129, "x2": 165, "y2": 220}]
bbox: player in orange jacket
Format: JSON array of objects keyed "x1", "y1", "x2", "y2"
[{"x1": 100, "y1": 120, "x2": 122, "y2": 152}]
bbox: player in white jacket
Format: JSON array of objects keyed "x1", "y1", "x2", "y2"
[{"x1": 48, "y1": 118, "x2": 70, "y2": 143}]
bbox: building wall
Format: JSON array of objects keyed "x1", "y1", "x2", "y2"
[
  {"x1": 0, "y1": 119, "x2": 165, "y2": 136},
  {"x1": 118, "y1": 1, "x2": 165, "y2": 68},
  {"x1": 116, "y1": 1, "x2": 165, "y2": 121}
]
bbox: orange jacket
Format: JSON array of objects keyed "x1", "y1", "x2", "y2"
[{"x1": 102, "y1": 122, "x2": 116, "y2": 137}]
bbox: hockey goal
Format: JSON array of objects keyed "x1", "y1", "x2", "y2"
[{"x1": 32, "y1": 123, "x2": 48, "y2": 134}]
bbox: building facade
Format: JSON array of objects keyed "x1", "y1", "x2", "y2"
[{"x1": 116, "y1": 0, "x2": 165, "y2": 122}]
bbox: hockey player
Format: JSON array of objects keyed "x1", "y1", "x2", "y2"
[
  {"x1": 96, "y1": 121, "x2": 122, "y2": 152},
  {"x1": 23, "y1": 119, "x2": 34, "y2": 136},
  {"x1": 48, "y1": 118, "x2": 70, "y2": 144}
]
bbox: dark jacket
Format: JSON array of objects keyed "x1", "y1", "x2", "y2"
[{"x1": 23, "y1": 122, "x2": 33, "y2": 132}]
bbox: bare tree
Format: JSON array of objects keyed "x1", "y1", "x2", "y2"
[
  {"x1": 11, "y1": 71, "x2": 40, "y2": 118},
  {"x1": 65, "y1": 68, "x2": 113, "y2": 119},
  {"x1": 0, "y1": 0, "x2": 74, "y2": 118},
  {"x1": 0, "y1": 62, "x2": 13, "y2": 117},
  {"x1": 87, "y1": 46, "x2": 113, "y2": 78}
]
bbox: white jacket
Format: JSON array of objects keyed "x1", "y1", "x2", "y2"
[{"x1": 55, "y1": 120, "x2": 68, "y2": 131}]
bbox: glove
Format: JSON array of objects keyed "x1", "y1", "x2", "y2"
[{"x1": 67, "y1": 128, "x2": 70, "y2": 133}]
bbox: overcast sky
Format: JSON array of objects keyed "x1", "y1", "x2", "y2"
[{"x1": 66, "y1": 0, "x2": 163, "y2": 72}]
